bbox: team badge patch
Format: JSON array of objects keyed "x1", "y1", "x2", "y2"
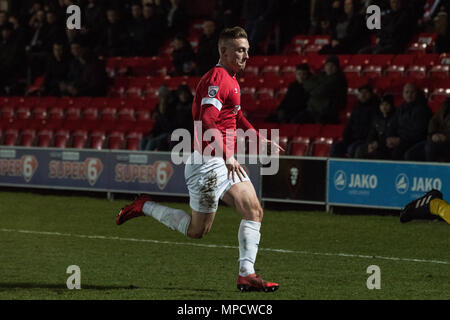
[{"x1": 208, "y1": 86, "x2": 219, "y2": 97}]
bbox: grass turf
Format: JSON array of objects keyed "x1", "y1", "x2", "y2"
[{"x1": 0, "y1": 191, "x2": 449, "y2": 300}]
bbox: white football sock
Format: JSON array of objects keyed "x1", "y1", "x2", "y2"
[
  {"x1": 142, "y1": 202, "x2": 191, "y2": 236},
  {"x1": 238, "y1": 219, "x2": 261, "y2": 277}
]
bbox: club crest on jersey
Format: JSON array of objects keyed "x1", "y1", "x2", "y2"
[{"x1": 208, "y1": 86, "x2": 219, "y2": 97}]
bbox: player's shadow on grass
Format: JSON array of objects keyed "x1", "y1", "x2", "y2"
[{"x1": 0, "y1": 282, "x2": 138, "y2": 290}]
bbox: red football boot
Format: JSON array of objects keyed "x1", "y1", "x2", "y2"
[
  {"x1": 116, "y1": 194, "x2": 152, "y2": 225},
  {"x1": 237, "y1": 273, "x2": 279, "y2": 292}
]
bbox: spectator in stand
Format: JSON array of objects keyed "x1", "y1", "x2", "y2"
[
  {"x1": 0, "y1": 22, "x2": 26, "y2": 95},
  {"x1": 171, "y1": 84, "x2": 194, "y2": 145},
  {"x1": 8, "y1": 15, "x2": 29, "y2": 52},
  {"x1": 299, "y1": 55, "x2": 348, "y2": 124},
  {"x1": 84, "y1": 0, "x2": 105, "y2": 43},
  {"x1": 141, "y1": 85, "x2": 176, "y2": 151},
  {"x1": 405, "y1": 98, "x2": 450, "y2": 162},
  {"x1": 171, "y1": 33, "x2": 196, "y2": 76},
  {"x1": 97, "y1": 8, "x2": 130, "y2": 57},
  {"x1": 213, "y1": 0, "x2": 243, "y2": 30},
  {"x1": 266, "y1": 64, "x2": 311, "y2": 124},
  {"x1": 26, "y1": 8, "x2": 47, "y2": 54},
  {"x1": 279, "y1": 0, "x2": 311, "y2": 48},
  {"x1": 42, "y1": 11, "x2": 65, "y2": 52},
  {"x1": 310, "y1": 15, "x2": 334, "y2": 36},
  {"x1": 355, "y1": 94, "x2": 396, "y2": 159},
  {"x1": 60, "y1": 41, "x2": 107, "y2": 97},
  {"x1": 330, "y1": 84, "x2": 379, "y2": 158},
  {"x1": 386, "y1": 83, "x2": 432, "y2": 160},
  {"x1": 359, "y1": 0, "x2": 414, "y2": 54},
  {"x1": 433, "y1": 11, "x2": 450, "y2": 53},
  {"x1": 310, "y1": 0, "x2": 343, "y2": 33},
  {"x1": 42, "y1": 42, "x2": 70, "y2": 96},
  {"x1": 319, "y1": 0, "x2": 370, "y2": 54},
  {"x1": 0, "y1": 10, "x2": 8, "y2": 29},
  {"x1": 167, "y1": 0, "x2": 189, "y2": 37},
  {"x1": 242, "y1": 0, "x2": 277, "y2": 54},
  {"x1": 196, "y1": 19, "x2": 220, "y2": 76},
  {"x1": 128, "y1": 3, "x2": 148, "y2": 56},
  {"x1": 142, "y1": 3, "x2": 166, "y2": 56}
]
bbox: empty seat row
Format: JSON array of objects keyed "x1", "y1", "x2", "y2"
[
  {"x1": 0, "y1": 127, "x2": 144, "y2": 150},
  {"x1": 0, "y1": 104, "x2": 155, "y2": 122}
]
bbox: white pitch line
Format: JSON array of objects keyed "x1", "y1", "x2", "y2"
[{"x1": 1, "y1": 228, "x2": 449, "y2": 266}]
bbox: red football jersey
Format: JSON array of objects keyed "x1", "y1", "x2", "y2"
[{"x1": 192, "y1": 65, "x2": 245, "y2": 158}]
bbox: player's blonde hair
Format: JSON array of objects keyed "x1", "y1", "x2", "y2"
[{"x1": 218, "y1": 26, "x2": 248, "y2": 47}]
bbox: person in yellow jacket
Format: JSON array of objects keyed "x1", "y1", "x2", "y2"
[{"x1": 400, "y1": 189, "x2": 450, "y2": 224}]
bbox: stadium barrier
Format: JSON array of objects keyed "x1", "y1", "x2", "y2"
[
  {"x1": 0, "y1": 146, "x2": 262, "y2": 198},
  {"x1": 0, "y1": 146, "x2": 448, "y2": 210}
]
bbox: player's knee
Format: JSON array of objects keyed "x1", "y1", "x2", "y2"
[{"x1": 187, "y1": 226, "x2": 210, "y2": 239}]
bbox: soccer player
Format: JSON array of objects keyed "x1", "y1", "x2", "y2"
[
  {"x1": 400, "y1": 189, "x2": 450, "y2": 224},
  {"x1": 116, "y1": 27, "x2": 282, "y2": 292}
]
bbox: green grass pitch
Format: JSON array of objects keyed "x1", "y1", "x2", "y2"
[{"x1": 0, "y1": 191, "x2": 449, "y2": 300}]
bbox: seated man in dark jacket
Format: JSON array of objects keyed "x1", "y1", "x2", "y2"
[
  {"x1": 359, "y1": 0, "x2": 414, "y2": 54},
  {"x1": 386, "y1": 83, "x2": 432, "y2": 160},
  {"x1": 320, "y1": 0, "x2": 370, "y2": 54},
  {"x1": 43, "y1": 42, "x2": 70, "y2": 96},
  {"x1": 405, "y1": 98, "x2": 450, "y2": 162},
  {"x1": 355, "y1": 94, "x2": 396, "y2": 159},
  {"x1": 267, "y1": 63, "x2": 311, "y2": 123},
  {"x1": 330, "y1": 84, "x2": 379, "y2": 157},
  {"x1": 300, "y1": 55, "x2": 348, "y2": 124}
]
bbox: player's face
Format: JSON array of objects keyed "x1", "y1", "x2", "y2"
[
  {"x1": 222, "y1": 38, "x2": 250, "y2": 74},
  {"x1": 403, "y1": 84, "x2": 417, "y2": 103}
]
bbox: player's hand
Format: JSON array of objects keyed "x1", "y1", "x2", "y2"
[{"x1": 225, "y1": 157, "x2": 246, "y2": 183}]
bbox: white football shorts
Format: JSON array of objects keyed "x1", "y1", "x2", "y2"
[{"x1": 184, "y1": 151, "x2": 250, "y2": 213}]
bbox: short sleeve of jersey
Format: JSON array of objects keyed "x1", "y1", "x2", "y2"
[{"x1": 198, "y1": 69, "x2": 231, "y2": 112}]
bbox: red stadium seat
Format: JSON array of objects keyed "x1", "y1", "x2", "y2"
[
  {"x1": 71, "y1": 129, "x2": 88, "y2": 149},
  {"x1": 125, "y1": 131, "x2": 142, "y2": 150},
  {"x1": 36, "y1": 129, "x2": 53, "y2": 147},
  {"x1": 296, "y1": 124, "x2": 323, "y2": 139},
  {"x1": 362, "y1": 65, "x2": 383, "y2": 78},
  {"x1": 101, "y1": 107, "x2": 117, "y2": 121},
  {"x1": 311, "y1": 137, "x2": 334, "y2": 157},
  {"x1": 385, "y1": 65, "x2": 406, "y2": 78},
  {"x1": 348, "y1": 54, "x2": 372, "y2": 66},
  {"x1": 20, "y1": 129, "x2": 36, "y2": 147},
  {"x1": 108, "y1": 131, "x2": 125, "y2": 149},
  {"x1": 279, "y1": 124, "x2": 301, "y2": 138},
  {"x1": 16, "y1": 106, "x2": 31, "y2": 120},
  {"x1": 32, "y1": 106, "x2": 48, "y2": 120},
  {"x1": 54, "y1": 129, "x2": 70, "y2": 148},
  {"x1": 368, "y1": 54, "x2": 394, "y2": 67},
  {"x1": 429, "y1": 65, "x2": 450, "y2": 79},
  {"x1": 244, "y1": 65, "x2": 259, "y2": 77},
  {"x1": 3, "y1": 128, "x2": 19, "y2": 146},
  {"x1": 90, "y1": 130, "x2": 106, "y2": 149},
  {"x1": 343, "y1": 65, "x2": 362, "y2": 78},
  {"x1": 1, "y1": 105, "x2": 15, "y2": 120},
  {"x1": 82, "y1": 107, "x2": 99, "y2": 120},
  {"x1": 407, "y1": 42, "x2": 428, "y2": 54},
  {"x1": 414, "y1": 54, "x2": 440, "y2": 67},
  {"x1": 290, "y1": 136, "x2": 311, "y2": 156},
  {"x1": 321, "y1": 124, "x2": 345, "y2": 140},
  {"x1": 135, "y1": 107, "x2": 153, "y2": 121},
  {"x1": 407, "y1": 65, "x2": 428, "y2": 79},
  {"x1": 65, "y1": 106, "x2": 81, "y2": 120},
  {"x1": 118, "y1": 107, "x2": 136, "y2": 121},
  {"x1": 256, "y1": 87, "x2": 275, "y2": 100}
]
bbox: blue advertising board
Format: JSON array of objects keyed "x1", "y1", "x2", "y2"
[
  {"x1": 0, "y1": 147, "x2": 262, "y2": 198},
  {"x1": 328, "y1": 159, "x2": 450, "y2": 209}
]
